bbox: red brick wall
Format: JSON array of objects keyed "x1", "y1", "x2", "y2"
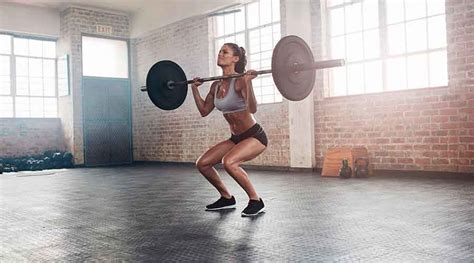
[
  {"x1": 0, "y1": 118, "x2": 65, "y2": 157},
  {"x1": 314, "y1": 0, "x2": 474, "y2": 173}
]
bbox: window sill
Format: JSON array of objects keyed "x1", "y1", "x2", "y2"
[{"x1": 324, "y1": 85, "x2": 448, "y2": 100}]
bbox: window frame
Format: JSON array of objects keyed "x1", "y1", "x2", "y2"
[
  {"x1": 212, "y1": 0, "x2": 282, "y2": 105},
  {"x1": 325, "y1": 0, "x2": 448, "y2": 97},
  {"x1": 0, "y1": 32, "x2": 59, "y2": 118}
]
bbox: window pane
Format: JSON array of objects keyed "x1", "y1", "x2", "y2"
[
  {"x1": 250, "y1": 53, "x2": 261, "y2": 69},
  {"x1": 0, "y1": 76, "x2": 11, "y2": 95},
  {"x1": 347, "y1": 63, "x2": 364, "y2": 95},
  {"x1": 261, "y1": 95, "x2": 274, "y2": 104},
  {"x1": 272, "y1": 0, "x2": 280, "y2": 22},
  {"x1": 346, "y1": 3, "x2": 362, "y2": 33},
  {"x1": 224, "y1": 13, "x2": 235, "y2": 35},
  {"x1": 330, "y1": 67, "x2": 347, "y2": 96},
  {"x1": 406, "y1": 19, "x2": 427, "y2": 52},
  {"x1": 43, "y1": 59, "x2": 55, "y2": 78},
  {"x1": 387, "y1": 24, "x2": 406, "y2": 55},
  {"x1": 428, "y1": 15, "x2": 446, "y2": 49},
  {"x1": 364, "y1": 60, "x2": 383, "y2": 93},
  {"x1": 247, "y1": 2, "x2": 260, "y2": 28},
  {"x1": 16, "y1": 77, "x2": 28, "y2": 95},
  {"x1": 30, "y1": 97, "x2": 44, "y2": 117},
  {"x1": 82, "y1": 36, "x2": 128, "y2": 78},
  {"x1": 330, "y1": 7, "x2": 345, "y2": 36},
  {"x1": 216, "y1": 16, "x2": 224, "y2": 37},
  {"x1": 407, "y1": 53, "x2": 428, "y2": 89},
  {"x1": 364, "y1": 29, "x2": 380, "y2": 59},
  {"x1": 29, "y1": 77, "x2": 43, "y2": 96},
  {"x1": 29, "y1": 39, "x2": 43, "y2": 57},
  {"x1": 29, "y1": 58, "x2": 43, "y2": 77},
  {"x1": 44, "y1": 78, "x2": 55, "y2": 96},
  {"x1": 386, "y1": 57, "x2": 407, "y2": 90},
  {"x1": 16, "y1": 57, "x2": 28, "y2": 76},
  {"x1": 260, "y1": 0, "x2": 272, "y2": 25},
  {"x1": 216, "y1": 38, "x2": 225, "y2": 52},
  {"x1": 260, "y1": 26, "x2": 273, "y2": 51},
  {"x1": 235, "y1": 33, "x2": 246, "y2": 49},
  {"x1": 224, "y1": 35, "x2": 235, "y2": 44},
  {"x1": 429, "y1": 51, "x2": 447, "y2": 87},
  {"x1": 331, "y1": 36, "x2": 345, "y2": 59},
  {"x1": 44, "y1": 98, "x2": 57, "y2": 117},
  {"x1": 42, "y1": 41, "x2": 56, "y2": 58},
  {"x1": 15, "y1": 97, "x2": 30, "y2": 117},
  {"x1": 249, "y1": 29, "x2": 260, "y2": 53},
  {"x1": 0, "y1": 96, "x2": 13, "y2": 117},
  {"x1": 346, "y1": 32, "x2": 363, "y2": 62},
  {"x1": 405, "y1": 0, "x2": 426, "y2": 21},
  {"x1": 272, "y1": 24, "x2": 281, "y2": 45},
  {"x1": 363, "y1": 0, "x2": 379, "y2": 29},
  {"x1": 0, "y1": 55, "x2": 10, "y2": 75},
  {"x1": 328, "y1": 0, "x2": 344, "y2": 7},
  {"x1": 0, "y1": 35, "x2": 12, "y2": 54},
  {"x1": 235, "y1": 7, "x2": 245, "y2": 32},
  {"x1": 386, "y1": 0, "x2": 405, "y2": 24},
  {"x1": 428, "y1": 0, "x2": 445, "y2": 15},
  {"x1": 14, "y1": 38, "x2": 28, "y2": 56}
]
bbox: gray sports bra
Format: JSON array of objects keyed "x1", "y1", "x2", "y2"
[{"x1": 214, "y1": 78, "x2": 247, "y2": 114}]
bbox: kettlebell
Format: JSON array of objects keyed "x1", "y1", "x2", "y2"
[
  {"x1": 354, "y1": 158, "x2": 369, "y2": 178},
  {"x1": 339, "y1": 159, "x2": 352, "y2": 179}
]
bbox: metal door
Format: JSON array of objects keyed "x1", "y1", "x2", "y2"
[{"x1": 82, "y1": 77, "x2": 132, "y2": 166}]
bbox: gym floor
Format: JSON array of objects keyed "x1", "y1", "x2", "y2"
[{"x1": 1, "y1": 163, "x2": 473, "y2": 261}]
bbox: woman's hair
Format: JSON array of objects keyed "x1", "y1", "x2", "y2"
[{"x1": 224, "y1": 43, "x2": 247, "y2": 73}]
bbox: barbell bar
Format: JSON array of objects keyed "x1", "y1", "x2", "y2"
[{"x1": 141, "y1": 35, "x2": 345, "y2": 110}]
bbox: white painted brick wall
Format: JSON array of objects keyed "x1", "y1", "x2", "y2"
[{"x1": 59, "y1": 7, "x2": 130, "y2": 165}]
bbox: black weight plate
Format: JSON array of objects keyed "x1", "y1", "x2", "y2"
[
  {"x1": 146, "y1": 60, "x2": 188, "y2": 110},
  {"x1": 271, "y1": 35, "x2": 316, "y2": 101}
]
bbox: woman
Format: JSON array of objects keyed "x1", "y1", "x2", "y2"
[{"x1": 191, "y1": 43, "x2": 267, "y2": 217}]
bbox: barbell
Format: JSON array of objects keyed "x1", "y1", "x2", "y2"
[{"x1": 141, "y1": 35, "x2": 345, "y2": 110}]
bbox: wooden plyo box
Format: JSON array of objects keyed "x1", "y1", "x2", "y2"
[{"x1": 321, "y1": 147, "x2": 370, "y2": 177}]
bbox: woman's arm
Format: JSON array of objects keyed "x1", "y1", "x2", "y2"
[
  {"x1": 240, "y1": 70, "x2": 258, "y2": 113},
  {"x1": 191, "y1": 79, "x2": 216, "y2": 117}
]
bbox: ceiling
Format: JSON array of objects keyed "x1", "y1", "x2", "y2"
[
  {"x1": 3, "y1": 0, "x2": 152, "y2": 14},
  {"x1": 1, "y1": 0, "x2": 243, "y2": 37}
]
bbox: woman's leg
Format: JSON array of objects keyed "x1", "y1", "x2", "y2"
[
  {"x1": 196, "y1": 140, "x2": 235, "y2": 198},
  {"x1": 221, "y1": 138, "x2": 266, "y2": 200}
]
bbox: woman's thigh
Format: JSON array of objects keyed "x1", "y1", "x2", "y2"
[
  {"x1": 197, "y1": 140, "x2": 236, "y2": 167},
  {"x1": 222, "y1": 138, "x2": 266, "y2": 165}
]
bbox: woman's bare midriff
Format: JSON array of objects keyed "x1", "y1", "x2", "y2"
[{"x1": 223, "y1": 110, "x2": 256, "y2": 135}]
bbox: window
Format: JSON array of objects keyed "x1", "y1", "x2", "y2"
[
  {"x1": 213, "y1": 0, "x2": 281, "y2": 104},
  {"x1": 0, "y1": 34, "x2": 58, "y2": 118},
  {"x1": 82, "y1": 36, "x2": 129, "y2": 78},
  {"x1": 326, "y1": 0, "x2": 447, "y2": 96}
]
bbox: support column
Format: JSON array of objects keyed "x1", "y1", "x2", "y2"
[{"x1": 283, "y1": 0, "x2": 315, "y2": 168}]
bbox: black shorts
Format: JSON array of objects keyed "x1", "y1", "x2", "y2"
[{"x1": 229, "y1": 123, "x2": 268, "y2": 147}]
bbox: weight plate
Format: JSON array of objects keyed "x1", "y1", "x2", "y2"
[{"x1": 146, "y1": 60, "x2": 188, "y2": 110}]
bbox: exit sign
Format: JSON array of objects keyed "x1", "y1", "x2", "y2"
[{"x1": 96, "y1": 25, "x2": 113, "y2": 35}]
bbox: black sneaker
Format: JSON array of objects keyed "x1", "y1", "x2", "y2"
[
  {"x1": 205, "y1": 196, "x2": 236, "y2": 211},
  {"x1": 241, "y1": 198, "x2": 265, "y2": 217}
]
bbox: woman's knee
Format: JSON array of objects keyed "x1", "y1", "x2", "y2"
[
  {"x1": 196, "y1": 156, "x2": 214, "y2": 172},
  {"x1": 222, "y1": 156, "x2": 239, "y2": 172}
]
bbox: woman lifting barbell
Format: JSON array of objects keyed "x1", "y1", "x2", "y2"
[{"x1": 191, "y1": 43, "x2": 267, "y2": 217}]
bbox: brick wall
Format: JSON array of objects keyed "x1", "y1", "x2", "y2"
[
  {"x1": 132, "y1": 14, "x2": 290, "y2": 166},
  {"x1": 0, "y1": 118, "x2": 65, "y2": 157},
  {"x1": 311, "y1": 0, "x2": 474, "y2": 173},
  {"x1": 59, "y1": 7, "x2": 130, "y2": 164}
]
